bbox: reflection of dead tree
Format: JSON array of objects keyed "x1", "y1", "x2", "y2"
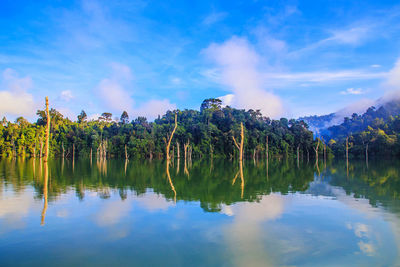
[
  {"x1": 97, "y1": 157, "x2": 107, "y2": 175},
  {"x1": 313, "y1": 138, "x2": 320, "y2": 166},
  {"x1": 232, "y1": 160, "x2": 244, "y2": 199},
  {"x1": 232, "y1": 123, "x2": 244, "y2": 161},
  {"x1": 184, "y1": 141, "x2": 190, "y2": 177},
  {"x1": 41, "y1": 163, "x2": 49, "y2": 225},
  {"x1": 166, "y1": 160, "x2": 176, "y2": 202},
  {"x1": 176, "y1": 141, "x2": 180, "y2": 158}
]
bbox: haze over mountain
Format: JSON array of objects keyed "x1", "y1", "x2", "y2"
[{"x1": 300, "y1": 95, "x2": 400, "y2": 138}]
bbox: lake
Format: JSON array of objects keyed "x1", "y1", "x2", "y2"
[{"x1": 0, "y1": 158, "x2": 400, "y2": 266}]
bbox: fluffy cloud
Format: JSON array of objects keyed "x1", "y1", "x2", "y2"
[
  {"x1": 97, "y1": 63, "x2": 134, "y2": 114},
  {"x1": 340, "y1": 88, "x2": 364, "y2": 95},
  {"x1": 133, "y1": 99, "x2": 176, "y2": 120},
  {"x1": 60, "y1": 90, "x2": 74, "y2": 101},
  {"x1": 386, "y1": 58, "x2": 400, "y2": 89},
  {"x1": 0, "y1": 69, "x2": 37, "y2": 118},
  {"x1": 203, "y1": 37, "x2": 284, "y2": 118},
  {"x1": 96, "y1": 63, "x2": 176, "y2": 120}
]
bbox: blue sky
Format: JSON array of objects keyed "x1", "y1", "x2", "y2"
[{"x1": 1, "y1": 0, "x2": 400, "y2": 121}]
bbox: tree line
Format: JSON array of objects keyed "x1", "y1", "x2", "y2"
[
  {"x1": 0, "y1": 98, "x2": 321, "y2": 160},
  {"x1": 326, "y1": 105, "x2": 400, "y2": 159}
]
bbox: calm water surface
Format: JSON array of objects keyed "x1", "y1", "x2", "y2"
[{"x1": 1, "y1": 158, "x2": 400, "y2": 266}]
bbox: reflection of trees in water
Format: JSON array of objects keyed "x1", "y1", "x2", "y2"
[
  {"x1": 0, "y1": 158, "x2": 335, "y2": 212},
  {"x1": 327, "y1": 160, "x2": 400, "y2": 210}
]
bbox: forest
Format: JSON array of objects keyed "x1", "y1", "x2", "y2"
[
  {"x1": 326, "y1": 104, "x2": 400, "y2": 159},
  {"x1": 1, "y1": 97, "x2": 400, "y2": 161},
  {"x1": 0, "y1": 98, "x2": 319, "y2": 160}
]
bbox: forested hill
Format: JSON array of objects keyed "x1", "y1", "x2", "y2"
[
  {"x1": 299, "y1": 98, "x2": 400, "y2": 138},
  {"x1": 0, "y1": 98, "x2": 317, "y2": 159},
  {"x1": 325, "y1": 99, "x2": 400, "y2": 158}
]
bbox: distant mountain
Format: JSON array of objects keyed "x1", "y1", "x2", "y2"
[
  {"x1": 298, "y1": 113, "x2": 336, "y2": 135},
  {"x1": 299, "y1": 97, "x2": 400, "y2": 139}
]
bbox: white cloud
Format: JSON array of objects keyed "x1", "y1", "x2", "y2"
[
  {"x1": 370, "y1": 64, "x2": 381, "y2": 68},
  {"x1": 96, "y1": 63, "x2": 134, "y2": 113},
  {"x1": 202, "y1": 11, "x2": 227, "y2": 26},
  {"x1": 379, "y1": 57, "x2": 400, "y2": 103},
  {"x1": 218, "y1": 94, "x2": 235, "y2": 106},
  {"x1": 170, "y1": 77, "x2": 182, "y2": 85},
  {"x1": 340, "y1": 88, "x2": 364, "y2": 95},
  {"x1": 133, "y1": 99, "x2": 176, "y2": 120},
  {"x1": 98, "y1": 78, "x2": 134, "y2": 113},
  {"x1": 328, "y1": 27, "x2": 369, "y2": 45},
  {"x1": 203, "y1": 37, "x2": 284, "y2": 117},
  {"x1": 60, "y1": 90, "x2": 74, "y2": 101},
  {"x1": 265, "y1": 70, "x2": 387, "y2": 84},
  {"x1": 87, "y1": 113, "x2": 101, "y2": 121},
  {"x1": 96, "y1": 63, "x2": 176, "y2": 120},
  {"x1": 386, "y1": 57, "x2": 400, "y2": 89},
  {"x1": 0, "y1": 68, "x2": 37, "y2": 118}
]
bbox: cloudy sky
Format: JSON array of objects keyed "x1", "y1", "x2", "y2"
[{"x1": 1, "y1": 0, "x2": 400, "y2": 121}]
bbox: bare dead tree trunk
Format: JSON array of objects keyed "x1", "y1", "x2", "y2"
[
  {"x1": 346, "y1": 137, "x2": 349, "y2": 162},
  {"x1": 166, "y1": 113, "x2": 177, "y2": 160},
  {"x1": 125, "y1": 144, "x2": 128, "y2": 160},
  {"x1": 44, "y1": 97, "x2": 50, "y2": 162},
  {"x1": 266, "y1": 135, "x2": 269, "y2": 159},
  {"x1": 297, "y1": 145, "x2": 300, "y2": 168},
  {"x1": 232, "y1": 122, "x2": 245, "y2": 161},
  {"x1": 365, "y1": 143, "x2": 369, "y2": 167},
  {"x1": 34, "y1": 141, "x2": 37, "y2": 158}
]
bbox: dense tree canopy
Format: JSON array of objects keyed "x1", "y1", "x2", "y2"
[{"x1": 0, "y1": 99, "x2": 318, "y2": 160}]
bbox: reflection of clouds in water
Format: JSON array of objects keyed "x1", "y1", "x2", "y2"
[
  {"x1": 95, "y1": 199, "x2": 133, "y2": 227},
  {"x1": 95, "y1": 192, "x2": 174, "y2": 227},
  {"x1": 56, "y1": 209, "x2": 69, "y2": 218},
  {"x1": 136, "y1": 193, "x2": 174, "y2": 212},
  {"x1": 346, "y1": 222, "x2": 375, "y2": 256},
  {"x1": 0, "y1": 191, "x2": 41, "y2": 232},
  {"x1": 358, "y1": 241, "x2": 375, "y2": 256},
  {"x1": 223, "y1": 194, "x2": 286, "y2": 267},
  {"x1": 331, "y1": 187, "x2": 380, "y2": 219},
  {"x1": 346, "y1": 222, "x2": 370, "y2": 238}
]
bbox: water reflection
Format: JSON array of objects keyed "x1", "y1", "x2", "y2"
[
  {"x1": 40, "y1": 162, "x2": 48, "y2": 225},
  {"x1": 1, "y1": 158, "x2": 400, "y2": 266}
]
